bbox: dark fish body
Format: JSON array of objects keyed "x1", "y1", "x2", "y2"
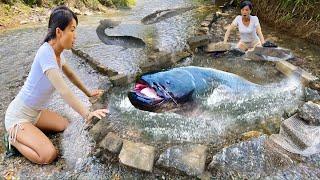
[
  {"x1": 128, "y1": 66, "x2": 261, "y2": 112},
  {"x1": 96, "y1": 19, "x2": 146, "y2": 48},
  {"x1": 141, "y1": 6, "x2": 196, "y2": 25}
]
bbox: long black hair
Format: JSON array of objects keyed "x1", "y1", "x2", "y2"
[
  {"x1": 43, "y1": 6, "x2": 78, "y2": 44},
  {"x1": 240, "y1": 1, "x2": 253, "y2": 10}
]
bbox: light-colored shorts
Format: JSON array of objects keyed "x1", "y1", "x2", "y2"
[
  {"x1": 239, "y1": 40, "x2": 261, "y2": 50},
  {"x1": 4, "y1": 97, "x2": 41, "y2": 131}
]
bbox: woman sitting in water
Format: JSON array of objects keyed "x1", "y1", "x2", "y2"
[
  {"x1": 4, "y1": 6, "x2": 108, "y2": 164},
  {"x1": 223, "y1": 0, "x2": 265, "y2": 51}
]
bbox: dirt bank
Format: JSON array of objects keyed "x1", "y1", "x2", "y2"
[
  {"x1": 0, "y1": 0, "x2": 128, "y2": 30},
  {"x1": 251, "y1": 0, "x2": 320, "y2": 45}
]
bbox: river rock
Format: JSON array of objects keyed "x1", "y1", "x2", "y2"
[
  {"x1": 140, "y1": 50, "x2": 190, "y2": 72},
  {"x1": 245, "y1": 47, "x2": 293, "y2": 61},
  {"x1": 205, "y1": 42, "x2": 231, "y2": 52},
  {"x1": 187, "y1": 35, "x2": 212, "y2": 51},
  {"x1": 119, "y1": 140, "x2": 155, "y2": 172},
  {"x1": 89, "y1": 118, "x2": 113, "y2": 143},
  {"x1": 304, "y1": 87, "x2": 320, "y2": 101},
  {"x1": 156, "y1": 144, "x2": 207, "y2": 176},
  {"x1": 99, "y1": 132, "x2": 123, "y2": 154},
  {"x1": 109, "y1": 74, "x2": 128, "y2": 86},
  {"x1": 275, "y1": 61, "x2": 318, "y2": 86},
  {"x1": 280, "y1": 114, "x2": 320, "y2": 149},
  {"x1": 262, "y1": 164, "x2": 320, "y2": 179},
  {"x1": 298, "y1": 101, "x2": 320, "y2": 125},
  {"x1": 209, "y1": 135, "x2": 294, "y2": 178}
]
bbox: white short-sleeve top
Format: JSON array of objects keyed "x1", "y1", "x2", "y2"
[
  {"x1": 232, "y1": 15, "x2": 261, "y2": 42},
  {"x1": 16, "y1": 42, "x2": 66, "y2": 110}
]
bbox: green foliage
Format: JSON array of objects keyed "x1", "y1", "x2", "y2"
[
  {"x1": 23, "y1": 0, "x2": 37, "y2": 6},
  {"x1": 111, "y1": 0, "x2": 135, "y2": 7}
]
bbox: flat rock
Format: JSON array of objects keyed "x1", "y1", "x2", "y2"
[
  {"x1": 245, "y1": 47, "x2": 294, "y2": 61},
  {"x1": 99, "y1": 132, "x2": 123, "y2": 154},
  {"x1": 276, "y1": 61, "x2": 318, "y2": 85},
  {"x1": 280, "y1": 114, "x2": 320, "y2": 149},
  {"x1": 187, "y1": 35, "x2": 212, "y2": 50},
  {"x1": 140, "y1": 50, "x2": 190, "y2": 72},
  {"x1": 156, "y1": 144, "x2": 207, "y2": 176},
  {"x1": 209, "y1": 136, "x2": 294, "y2": 178},
  {"x1": 119, "y1": 140, "x2": 155, "y2": 172},
  {"x1": 205, "y1": 42, "x2": 231, "y2": 52},
  {"x1": 298, "y1": 101, "x2": 320, "y2": 125}
]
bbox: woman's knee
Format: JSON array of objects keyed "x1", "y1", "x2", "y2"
[
  {"x1": 55, "y1": 118, "x2": 69, "y2": 132},
  {"x1": 38, "y1": 146, "x2": 57, "y2": 164}
]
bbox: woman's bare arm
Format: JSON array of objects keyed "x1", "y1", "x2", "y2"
[
  {"x1": 46, "y1": 69, "x2": 108, "y2": 121},
  {"x1": 46, "y1": 69, "x2": 90, "y2": 118},
  {"x1": 256, "y1": 26, "x2": 265, "y2": 44},
  {"x1": 62, "y1": 63, "x2": 91, "y2": 97},
  {"x1": 224, "y1": 24, "x2": 236, "y2": 43}
]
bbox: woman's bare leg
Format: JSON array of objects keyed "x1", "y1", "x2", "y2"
[
  {"x1": 9, "y1": 122, "x2": 57, "y2": 164},
  {"x1": 35, "y1": 110, "x2": 69, "y2": 132}
]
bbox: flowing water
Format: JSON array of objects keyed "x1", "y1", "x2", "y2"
[{"x1": 0, "y1": 0, "x2": 319, "y2": 178}]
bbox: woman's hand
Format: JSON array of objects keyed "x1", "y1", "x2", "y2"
[
  {"x1": 89, "y1": 89, "x2": 104, "y2": 103},
  {"x1": 85, "y1": 109, "x2": 109, "y2": 123},
  {"x1": 89, "y1": 89, "x2": 104, "y2": 97}
]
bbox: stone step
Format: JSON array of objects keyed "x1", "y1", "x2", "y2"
[{"x1": 280, "y1": 114, "x2": 320, "y2": 150}]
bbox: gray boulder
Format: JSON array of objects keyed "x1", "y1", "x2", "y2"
[
  {"x1": 298, "y1": 101, "x2": 320, "y2": 125},
  {"x1": 209, "y1": 136, "x2": 294, "y2": 178},
  {"x1": 156, "y1": 144, "x2": 207, "y2": 176}
]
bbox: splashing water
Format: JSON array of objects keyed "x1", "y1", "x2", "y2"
[{"x1": 107, "y1": 75, "x2": 303, "y2": 145}]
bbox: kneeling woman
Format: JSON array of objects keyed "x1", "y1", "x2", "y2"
[
  {"x1": 223, "y1": 1, "x2": 265, "y2": 51},
  {"x1": 4, "y1": 6, "x2": 108, "y2": 164}
]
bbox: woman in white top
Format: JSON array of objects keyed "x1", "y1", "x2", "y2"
[
  {"x1": 4, "y1": 6, "x2": 108, "y2": 164},
  {"x1": 223, "y1": 1, "x2": 265, "y2": 51}
]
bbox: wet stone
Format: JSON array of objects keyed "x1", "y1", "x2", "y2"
[
  {"x1": 304, "y1": 87, "x2": 320, "y2": 101},
  {"x1": 245, "y1": 47, "x2": 293, "y2": 61},
  {"x1": 276, "y1": 61, "x2": 318, "y2": 85},
  {"x1": 140, "y1": 52, "x2": 172, "y2": 72},
  {"x1": 187, "y1": 35, "x2": 212, "y2": 51},
  {"x1": 99, "y1": 132, "x2": 123, "y2": 154},
  {"x1": 109, "y1": 74, "x2": 128, "y2": 86},
  {"x1": 171, "y1": 51, "x2": 192, "y2": 64},
  {"x1": 205, "y1": 42, "x2": 231, "y2": 52},
  {"x1": 281, "y1": 114, "x2": 320, "y2": 149},
  {"x1": 119, "y1": 140, "x2": 155, "y2": 172},
  {"x1": 89, "y1": 118, "x2": 113, "y2": 143},
  {"x1": 209, "y1": 136, "x2": 294, "y2": 178},
  {"x1": 156, "y1": 144, "x2": 207, "y2": 176},
  {"x1": 298, "y1": 101, "x2": 320, "y2": 126},
  {"x1": 262, "y1": 164, "x2": 320, "y2": 179}
]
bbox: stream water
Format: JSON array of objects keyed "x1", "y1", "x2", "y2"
[{"x1": 0, "y1": 0, "x2": 319, "y2": 178}]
